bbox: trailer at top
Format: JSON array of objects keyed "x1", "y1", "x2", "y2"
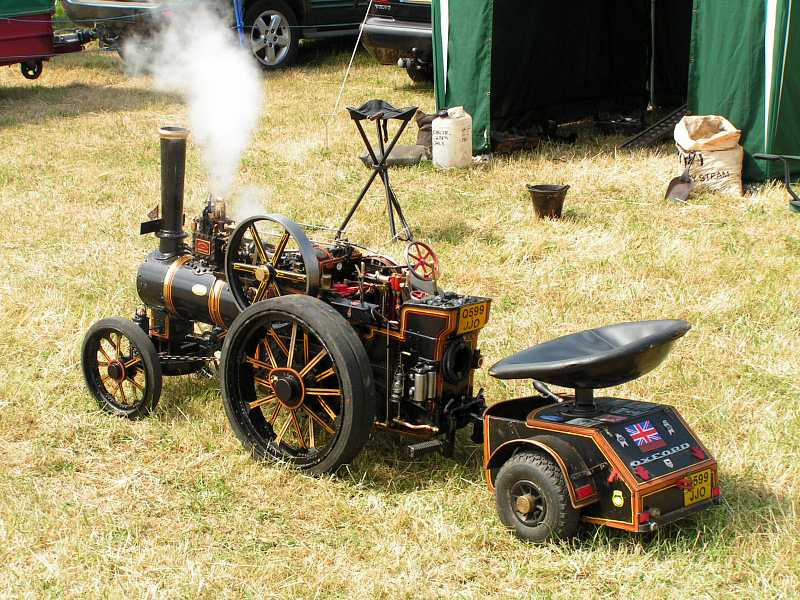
[{"x1": 0, "y1": 0, "x2": 94, "y2": 79}]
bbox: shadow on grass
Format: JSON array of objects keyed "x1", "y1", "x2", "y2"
[
  {"x1": 295, "y1": 37, "x2": 366, "y2": 68},
  {"x1": 419, "y1": 220, "x2": 475, "y2": 244},
  {"x1": 392, "y1": 80, "x2": 434, "y2": 92},
  {"x1": 353, "y1": 431, "x2": 791, "y2": 551},
  {"x1": 352, "y1": 429, "x2": 484, "y2": 493},
  {"x1": 0, "y1": 82, "x2": 179, "y2": 128},
  {"x1": 559, "y1": 207, "x2": 591, "y2": 223},
  {"x1": 154, "y1": 373, "x2": 221, "y2": 421},
  {"x1": 569, "y1": 473, "x2": 786, "y2": 553}
]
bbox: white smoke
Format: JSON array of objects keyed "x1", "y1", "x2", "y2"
[
  {"x1": 229, "y1": 185, "x2": 272, "y2": 223},
  {"x1": 124, "y1": 2, "x2": 264, "y2": 197}
]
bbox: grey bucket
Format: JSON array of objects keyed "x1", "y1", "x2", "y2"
[{"x1": 527, "y1": 184, "x2": 569, "y2": 219}]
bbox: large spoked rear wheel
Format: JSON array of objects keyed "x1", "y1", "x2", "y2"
[
  {"x1": 81, "y1": 317, "x2": 162, "y2": 419},
  {"x1": 495, "y1": 452, "x2": 579, "y2": 543},
  {"x1": 220, "y1": 295, "x2": 374, "y2": 474}
]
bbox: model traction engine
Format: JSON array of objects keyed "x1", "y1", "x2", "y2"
[
  {"x1": 81, "y1": 126, "x2": 492, "y2": 474},
  {"x1": 82, "y1": 125, "x2": 720, "y2": 543}
]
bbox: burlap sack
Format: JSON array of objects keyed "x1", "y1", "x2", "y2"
[{"x1": 674, "y1": 115, "x2": 743, "y2": 196}]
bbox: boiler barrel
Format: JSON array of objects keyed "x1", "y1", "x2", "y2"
[{"x1": 137, "y1": 252, "x2": 239, "y2": 327}]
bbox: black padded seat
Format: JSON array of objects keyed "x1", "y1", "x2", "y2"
[{"x1": 489, "y1": 320, "x2": 690, "y2": 390}]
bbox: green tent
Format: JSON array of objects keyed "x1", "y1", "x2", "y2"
[
  {"x1": 433, "y1": 0, "x2": 800, "y2": 182},
  {"x1": 689, "y1": 0, "x2": 800, "y2": 180},
  {"x1": 432, "y1": 0, "x2": 692, "y2": 153},
  {"x1": 0, "y1": 0, "x2": 53, "y2": 18}
]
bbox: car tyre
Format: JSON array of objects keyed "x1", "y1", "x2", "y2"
[{"x1": 405, "y1": 62, "x2": 433, "y2": 83}]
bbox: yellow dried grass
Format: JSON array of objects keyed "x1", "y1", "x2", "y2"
[{"x1": 0, "y1": 43, "x2": 798, "y2": 598}]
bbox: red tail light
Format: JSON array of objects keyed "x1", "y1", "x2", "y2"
[
  {"x1": 638, "y1": 511, "x2": 651, "y2": 524},
  {"x1": 712, "y1": 486, "x2": 721, "y2": 498},
  {"x1": 691, "y1": 446, "x2": 706, "y2": 460},
  {"x1": 574, "y1": 483, "x2": 595, "y2": 500}
]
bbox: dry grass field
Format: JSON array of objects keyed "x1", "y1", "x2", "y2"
[{"x1": 1, "y1": 41, "x2": 799, "y2": 599}]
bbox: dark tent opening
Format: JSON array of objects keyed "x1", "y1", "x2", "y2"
[
  {"x1": 433, "y1": 0, "x2": 693, "y2": 152},
  {"x1": 487, "y1": 0, "x2": 692, "y2": 136}
]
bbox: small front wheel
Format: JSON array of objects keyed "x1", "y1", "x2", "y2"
[
  {"x1": 494, "y1": 451, "x2": 579, "y2": 542},
  {"x1": 81, "y1": 317, "x2": 162, "y2": 419}
]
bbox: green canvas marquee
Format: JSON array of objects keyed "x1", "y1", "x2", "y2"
[
  {"x1": 0, "y1": 0, "x2": 54, "y2": 18},
  {"x1": 690, "y1": 0, "x2": 800, "y2": 180},
  {"x1": 433, "y1": 0, "x2": 800, "y2": 182},
  {"x1": 432, "y1": 0, "x2": 693, "y2": 152}
]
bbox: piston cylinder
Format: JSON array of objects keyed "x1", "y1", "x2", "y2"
[{"x1": 413, "y1": 371, "x2": 427, "y2": 403}]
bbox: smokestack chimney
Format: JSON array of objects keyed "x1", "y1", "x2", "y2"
[{"x1": 157, "y1": 126, "x2": 189, "y2": 258}]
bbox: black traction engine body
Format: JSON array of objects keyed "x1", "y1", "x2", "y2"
[{"x1": 130, "y1": 126, "x2": 490, "y2": 444}]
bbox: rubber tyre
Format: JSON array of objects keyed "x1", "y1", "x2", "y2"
[
  {"x1": 405, "y1": 63, "x2": 433, "y2": 83},
  {"x1": 81, "y1": 317, "x2": 162, "y2": 419},
  {"x1": 20, "y1": 60, "x2": 43, "y2": 80},
  {"x1": 246, "y1": 0, "x2": 300, "y2": 69},
  {"x1": 220, "y1": 295, "x2": 375, "y2": 474},
  {"x1": 495, "y1": 451, "x2": 579, "y2": 542}
]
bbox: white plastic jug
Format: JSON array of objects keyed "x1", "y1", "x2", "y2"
[{"x1": 432, "y1": 106, "x2": 472, "y2": 169}]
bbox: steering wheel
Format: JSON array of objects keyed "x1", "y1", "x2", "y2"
[
  {"x1": 224, "y1": 214, "x2": 321, "y2": 310},
  {"x1": 404, "y1": 241, "x2": 439, "y2": 282}
]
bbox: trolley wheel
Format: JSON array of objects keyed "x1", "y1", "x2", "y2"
[
  {"x1": 246, "y1": 0, "x2": 300, "y2": 69},
  {"x1": 81, "y1": 317, "x2": 162, "y2": 419},
  {"x1": 20, "y1": 60, "x2": 43, "y2": 80},
  {"x1": 220, "y1": 295, "x2": 374, "y2": 474},
  {"x1": 494, "y1": 451, "x2": 579, "y2": 542}
]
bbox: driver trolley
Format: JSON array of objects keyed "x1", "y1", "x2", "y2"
[{"x1": 81, "y1": 126, "x2": 720, "y2": 542}]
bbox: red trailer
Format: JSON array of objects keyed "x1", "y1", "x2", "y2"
[{"x1": 1, "y1": 0, "x2": 94, "y2": 79}]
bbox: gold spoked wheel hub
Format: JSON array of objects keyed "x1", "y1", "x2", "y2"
[
  {"x1": 106, "y1": 359, "x2": 127, "y2": 383},
  {"x1": 93, "y1": 331, "x2": 145, "y2": 408},
  {"x1": 244, "y1": 319, "x2": 341, "y2": 453},
  {"x1": 269, "y1": 367, "x2": 305, "y2": 410}
]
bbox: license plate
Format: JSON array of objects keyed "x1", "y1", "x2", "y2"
[
  {"x1": 457, "y1": 302, "x2": 489, "y2": 334},
  {"x1": 683, "y1": 468, "x2": 712, "y2": 506}
]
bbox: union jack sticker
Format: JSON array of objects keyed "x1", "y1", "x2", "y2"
[{"x1": 625, "y1": 420, "x2": 666, "y2": 452}]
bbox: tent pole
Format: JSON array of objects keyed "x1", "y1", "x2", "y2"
[{"x1": 649, "y1": 0, "x2": 656, "y2": 109}]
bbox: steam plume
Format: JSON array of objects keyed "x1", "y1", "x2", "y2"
[
  {"x1": 124, "y1": 3, "x2": 264, "y2": 196},
  {"x1": 229, "y1": 185, "x2": 272, "y2": 223}
]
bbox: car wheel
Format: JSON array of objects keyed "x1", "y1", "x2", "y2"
[
  {"x1": 246, "y1": 0, "x2": 300, "y2": 69},
  {"x1": 494, "y1": 451, "x2": 579, "y2": 542},
  {"x1": 405, "y1": 62, "x2": 433, "y2": 83}
]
